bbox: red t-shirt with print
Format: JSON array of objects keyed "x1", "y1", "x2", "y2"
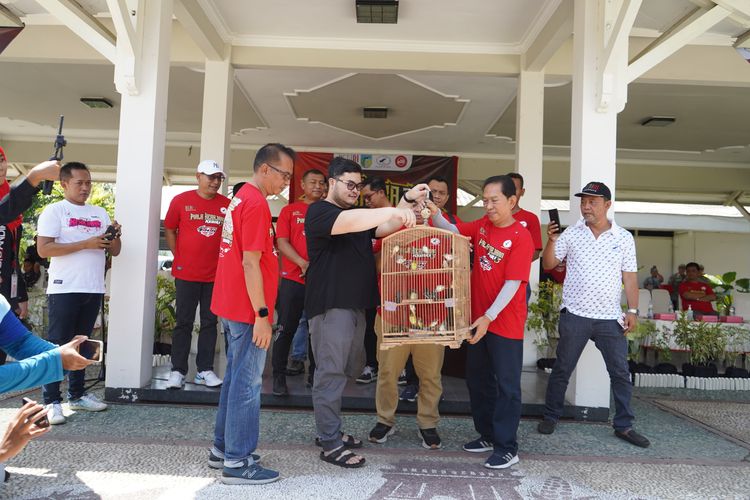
[
  {"x1": 456, "y1": 217, "x2": 534, "y2": 339},
  {"x1": 679, "y1": 280, "x2": 715, "y2": 313},
  {"x1": 276, "y1": 201, "x2": 310, "y2": 284},
  {"x1": 513, "y1": 208, "x2": 542, "y2": 251},
  {"x1": 164, "y1": 190, "x2": 230, "y2": 282},
  {"x1": 211, "y1": 184, "x2": 278, "y2": 324}
]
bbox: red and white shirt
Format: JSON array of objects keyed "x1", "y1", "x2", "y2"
[
  {"x1": 554, "y1": 218, "x2": 637, "y2": 320},
  {"x1": 276, "y1": 201, "x2": 310, "y2": 284},
  {"x1": 457, "y1": 217, "x2": 534, "y2": 340},
  {"x1": 513, "y1": 208, "x2": 542, "y2": 252},
  {"x1": 211, "y1": 184, "x2": 278, "y2": 324},
  {"x1": 679, "y1": 281, "x2": 715, "y2": 313},
  {"x1": 164, "y1": 190, "x2": 229, "y2": 282}
]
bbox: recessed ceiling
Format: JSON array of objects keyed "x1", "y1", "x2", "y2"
[{"x1": 286, "y1": 73, "x2": 467, "y2": 140}]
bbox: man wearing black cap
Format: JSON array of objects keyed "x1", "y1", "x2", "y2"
[{"x1": 538, "y1": 181, "x2": 650, "y2": 448}]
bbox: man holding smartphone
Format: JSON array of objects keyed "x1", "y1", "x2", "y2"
[
  {"x1": 538, "y1": 181, "x2": 649, "y2": 448},
  {"x1": 37, "y1": 162, "x2": 121, "y2": 425}
]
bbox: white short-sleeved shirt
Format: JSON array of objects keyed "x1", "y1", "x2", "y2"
[
  {"x1": 554, "y1": 218, "x2": 637, "y2": 320},
  {"x1": 37, "y1": 200, "x2": 110, "y2": 294}
]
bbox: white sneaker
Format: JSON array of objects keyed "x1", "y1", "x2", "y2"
[
  {"x1": 166, "y1": 370, "x2": 185, "y2": 389},
  {"x1": 69, "y1": 393, "x2": 107, "y2": 412},
  {"x1": 47, "y1": 402, "x2": 66, "y2": 425},
  {"x1": 195, "y1": 370, "x2": 222, "y2": 387}
]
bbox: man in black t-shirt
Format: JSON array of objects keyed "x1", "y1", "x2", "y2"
[{"x1": 305, "y1": 157, "x2": 428, "y2": 469}]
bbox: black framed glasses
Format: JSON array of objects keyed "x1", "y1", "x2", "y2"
[
  {"x1": 334, "y1": 177, "x2": 365, "y2": 192},
  {"x1": 266, "y1": 163, "x2": 292, "y2": 181}
]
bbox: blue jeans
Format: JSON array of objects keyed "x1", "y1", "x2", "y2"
[
  {"x1": 213, "y1": 319, "x2": 266, "y2": 463},
  {"x1": 43, "y1": 293, "x2": 102, "y2": 404},
  {"x1": 543, "y1": 309, "x2": 635, "y2": 431},
  {"x1": 291, "y1": 312, "x2": 308, "y2": 361},
  {"x1": 466, "y1": 333, "x2": 523, "y2": 456}
]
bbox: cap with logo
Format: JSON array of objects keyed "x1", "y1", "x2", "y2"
[
  {"x1": 197, "y1": 160, "x2": 224, "y2": 177},
  {"x1": 574, "y1": 181, "x2": 611, "y2": 200}
]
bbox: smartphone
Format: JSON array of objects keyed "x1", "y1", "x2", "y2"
[
  {"x1": 548, "y1": 209, "x2": 561, "y2": 234},
  {"x1": 103, "y1": 225, "x2": 118, "y2": 241},
  {"x1": 21, "y1": 397, "x2": 49, "y2": 428},
  {"x1": 78, "y1": 339, "x2": 104, "y2": 363}
]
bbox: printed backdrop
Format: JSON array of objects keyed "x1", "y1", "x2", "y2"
[{"x1": 290, "y1": 152, "x2": 458, "y2": 213}]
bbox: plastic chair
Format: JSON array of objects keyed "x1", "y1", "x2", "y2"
[
  {"x1": 638, "y1": 289, "x2": 652, "y2": 317},
  {"x1": 651, "y1": 289, "x2": 672, "y2": 314}
]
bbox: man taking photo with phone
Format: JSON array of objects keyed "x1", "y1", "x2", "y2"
[{"x1": 37, "y1": 162, "x2": 122, "y2": 425}]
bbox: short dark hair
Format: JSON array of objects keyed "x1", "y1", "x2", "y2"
[
  {"x1": 685, "y1": 262, "x2": 700, "y2": 271},
  {"x1": 253, "y1": 143, "x2": 296, "y2": 172},
  {"x1": 483, "y1": 175, "x2": 516, "y2": 198},
  {"x1": 426, "y1": 176, "x2": 449, "y2": 186},
  {"x1": 232, "y1": 182, "x2": 246, "y2": 197},
  {"x1": 363, "y1": 176, "x2": 386, "y2": 192},
  {"x1": 60, "y1": 162, "x2": 90, "y2": 182},
  {"x1": 327, "y1": 157, "x2": 361, "y2": 179},
  {"x1": 302, "y1": 169, "x2": 325, "y2": 180},
  {"x1": 506, "y1": 172, "x2": 524, "y2": 187}
]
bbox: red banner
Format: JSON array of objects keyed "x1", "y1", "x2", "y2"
[{"x1": 290, "y1": 152, "x2": 458, "y2": 213}]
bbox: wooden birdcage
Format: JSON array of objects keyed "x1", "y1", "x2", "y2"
[{"x1": 379, "y1": 225, "x2": 471, "y2": 349}]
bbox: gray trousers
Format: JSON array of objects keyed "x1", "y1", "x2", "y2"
[{"x1": 309, "y1": 308, "x2": 366, "y2": 451}]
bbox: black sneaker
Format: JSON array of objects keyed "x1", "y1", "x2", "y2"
[
  {"x1": 615, "y1": 428, "x2": 650, "y2": 448},
  {"x1": 399, "y1": 384, "x2": 418, "y2": 402},
  {"x1": 462, "y1": 438, "x2": 493, "y2": 453},
  {"x1": 272, "y1": 375, "x2": 288, "y2": 396},
  {"x1": 286, "y1": 359, "x2": 305, "y2": 376},
  {"x1": 368, "y1": 423, "x2": 395, "y2": 443},
  {"x1": 485, "y1": 451, "x2": 519, "y2": 469},
  {"x1": 356, "y1": 366, "x2": 378, "y2": 384},
  {"x1": 537, "y1": 419, "x2": 557, "y2": 434},
  {"x1": 418, "y1": 428, "x2": 442, "y2": 450},
  {"x1": 397, "y1": 369, "x2": 407, "y2": 386}
]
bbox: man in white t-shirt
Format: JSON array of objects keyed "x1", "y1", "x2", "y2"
[{"x1": 37, "y1": 162, "x2": 122, "y2": 425}]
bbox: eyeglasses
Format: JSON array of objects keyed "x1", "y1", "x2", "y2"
[
  {"x1": 334, "y1": 177, "x2": 365, "y2": 192},
  {"x1": 202, "y1": 173, "x2": 225, "y2": 182},
  {"x1": 266, "y1": 163, "x2": 292, "y2": 182}
]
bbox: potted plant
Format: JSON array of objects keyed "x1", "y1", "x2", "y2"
[
  {"x1": 526, "y1": 280, "x2": 563, "y2": 360},
  {"x1": 673, "y1": 311, "x2": 726, "y2": 377},
  {"x1": 704, "y1": 272, "x2": 750, "y2": 315},
  {"x1": 154, "y1": 273, "x2": 176, "y2": 355}
]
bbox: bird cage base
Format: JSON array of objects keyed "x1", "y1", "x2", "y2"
[{"x1": 380, "y1": 327, "x2": 472, "y2": 350}]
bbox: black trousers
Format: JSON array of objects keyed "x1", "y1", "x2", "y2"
[
  {"x1": 171, "y1": 278, "x2": 218, "y2": 375},
  {"x1": 272, "y1": 279, "x2": 307, "y2": 377}
]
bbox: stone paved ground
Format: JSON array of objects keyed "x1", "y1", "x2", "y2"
[{"x1": 1, "y1": 384, "x2": 749, "y2": 499}]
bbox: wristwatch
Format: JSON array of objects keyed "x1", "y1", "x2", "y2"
[
  {"x1": 256, "y1": 307, "x2": 269, "y2": 318},
  {"x1": 626, "y1": 308, "x2": 638, "y2": 315},
  {"x1": 402, "y1": 192, "x2": 415, "y2": 203}
]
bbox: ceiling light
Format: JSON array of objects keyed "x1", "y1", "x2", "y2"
[
  {"x1": 356, "y1": 0, "x2": 399, "y2": 24},
  {"x1": 641, "y1": 116, "x2": 675, "y2": 127},
  {"x1": 363, "y1": 107, "x2": 388, "y2": 119},
  {"x1": 80, "y1": 97, "x2": 114, "y2": 109}
]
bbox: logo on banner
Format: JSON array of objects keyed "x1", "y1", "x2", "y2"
[
  {"x1": 394, "y1": 155, "x2": 408, "y2": 168},
  {"x1": 351, "y1": 154, "x2": 413, "y2": 171}
]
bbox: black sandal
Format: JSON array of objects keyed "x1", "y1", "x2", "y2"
[
  {"x1": 319, "y1": 447, "x2": 366, "y2": 468},
  {"x1": 315, "y1": 432, "x2": 363, "y2": 449}
]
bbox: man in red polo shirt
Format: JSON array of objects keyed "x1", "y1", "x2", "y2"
[
  {"x1": 430, "y1": 175, "x2": 533, "y2": 469},
  {"x1": 209, "y1": 143, "x2": 294, "y2": 485},
  {"x1": 164, "y1": 160, "x2": 230, "y2": 389},
  {"x1": 507, "y1": 173, "x2": 542, "y2": 261},
  {"x1": 272, "y1": 168, "x2": 326, "y2": 396},
  {"x1": 679, "y1": 262, "x2": 717, "y2": 315}
]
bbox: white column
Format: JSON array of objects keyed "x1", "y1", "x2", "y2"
[
  {"x1": 106, "y1": 0, "x2": 173, "y2": 389},
  {"x1": 200, "y1": 53, "x2": 234, "y2": 195},
  {"x1": 515, "y1": 61, "x2": 545, "y2": 367},
  {"x1": 565, "y1": 0, "x2": 618, "y2": 410}
]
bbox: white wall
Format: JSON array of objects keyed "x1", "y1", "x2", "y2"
[
  {"x1": 634, "y1": 235, "x2": 673, "y2": 286},
  {"x1": 674, "y1": 231, "x2": 750, "y2": 280}
]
